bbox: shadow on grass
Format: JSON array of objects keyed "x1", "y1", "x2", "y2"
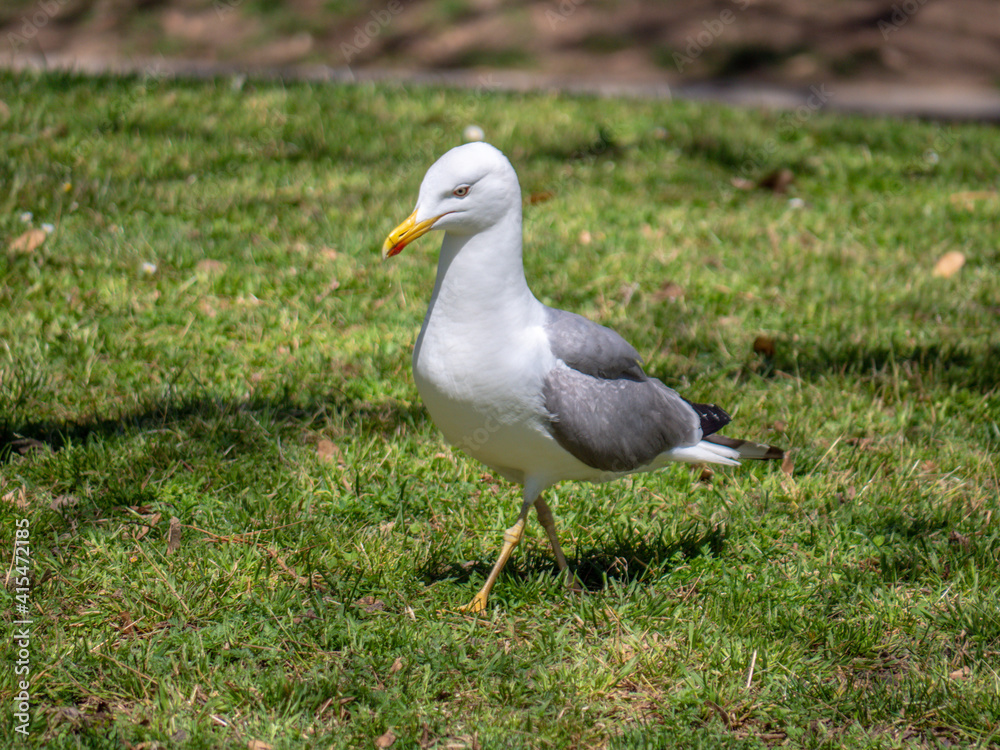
[
  {"x1": 419, "y1": 523, "x2": 727, "y2": 593},
  {"x1": 0, "y1": 386, "x2": 426, "y2": 465},
  {"x1": 869, "y1": 508, "x2": 1000, "y2": 586},
  {"x1": 4, "y1": 331, "x2": 995, "y2": 467},
  {"x1": 531, "y1": 126, "x2": 624, "y2": 164},
  {"x1": 757, "y1": 337, "x2": 1000, "y2": 396}
]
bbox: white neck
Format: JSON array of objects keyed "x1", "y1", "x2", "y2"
[{"x1": 422, "y1": 209, "x2": 541, "y2": 334}]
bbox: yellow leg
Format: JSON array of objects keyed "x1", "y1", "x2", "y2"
[
  {"x1": 534, "y1": 496, "x2": 582, "y2": 593},
  {"x1": 533, "y1": 497, "x2": 568, "y2": 572},
  {"x1": 458, "y1": 498, "x2": 532, "y2": 613}
]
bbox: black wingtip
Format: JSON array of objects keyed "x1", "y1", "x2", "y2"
[{"x1": 685, "y1": 400, "x2": 732, "y2": 438}]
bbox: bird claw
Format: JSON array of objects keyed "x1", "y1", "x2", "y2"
[{"x1": 457, "y1": 593, "x2": 488, "y2": 614}]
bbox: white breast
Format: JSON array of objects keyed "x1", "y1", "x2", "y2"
[{"x1": 413, "y1": 313, "x2": 591, "y2": 485}]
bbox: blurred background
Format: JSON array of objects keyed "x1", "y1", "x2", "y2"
[{"x1": 3, "y1": 0, "x2": 999, "y2": 116}]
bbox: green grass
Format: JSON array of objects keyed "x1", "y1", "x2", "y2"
[{"x1": 1, "y1": 69, "x2": 999, "y2": 748}]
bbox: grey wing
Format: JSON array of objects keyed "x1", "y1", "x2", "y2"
[
  {"x1": 543, "y1": 367, "x2": 703, "y2": 473},
  {"x1": 542, "y1": 306, "x2": 707, "y2": 473},
  {"x1": 544, "y1": 307, "x2": 645, "y2": 380}
]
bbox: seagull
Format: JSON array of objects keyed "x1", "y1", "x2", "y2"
[{"x1": 382, "y1": 142, "x2": 782, "y2": 613}]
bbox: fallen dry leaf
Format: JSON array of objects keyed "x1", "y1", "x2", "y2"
[
  {"x1": 118, "y1": 611, "x2": 135, "y2": 636},
  {"x1": 375, "y1": 730, "x2": 396, "y2": 748},
  {"x1": 354, "y1": 596, "x2": 386, "y2": 613},
  {"x1": 10, "y1": 437, "x2": 47, "y2": 455},
  {"x1": 49, "y1": 494, "x2": 78, "y2": 511},
  {"x1": 10, "y1": 228, "x2": 47, "y2": 254},
  {"x1": 167, "y1": 516, "x2": 182, "y2": 554},
  {"x1": 314, "y1": 278, "x2": 342, "y2": 304},
  {"x1": 388, "y1": 656, "x2": 403, "y2": 675},
  {"x1": 705, "y1": 699, "x2": 732, "y2": 728},
  {"x1": 698, "y1": 467, "x2": 714, "y2": 483},
  {"x1": 291, "y1": 609, "x2": 320, "y2": 625},
  {"x1": 753, "y1": 335, "x2": 776, "y2": 358},
  {"x1": 766, "y1": 225, "x2": 780, "y2": 253},
  {"x1": 652, "y1": 281, "x2": 684, "y2": 302},
  {"x1": 948, "y1": 530, "x2": 972, "y2": 551},
  {"x1": 198, "y1": 298, "x2": 220, "y2": 318},
  {"x1": 134, "y1": 512, "x2": 162, "y2": 541},
  {"x1": 758, "y1": 168, "x2": 795, "y2": 193},
  {"x1": 578, "y1": 230, "x2": 592, "y2": 245},
  {"x1": 948, "y1": 190, "x2": 997, "y2": 210},
  {"x1": 780, "y1": 452, "x2": 795, "y2": 477},
  {"x1": 948, "y1": 666, "x2": 971, "y2": 680},
  {"x1": 528, "y1": 190, "x2": 553, "y2": 205},
  {"x1": 247, "y1": 741, "x2": 273, "y2": 750},
  {"x1": 2, "y1": 486, "x2": 28, "y2": 510},
  {"x1": 932, "y1": 250, "x2": 965, "y2": 278},
  {"x1": 619, "y1": 281, "x2": 639, "y2": 306},
  {"x1": 52, "y1": 706, "x2": 84, "y2": 725},
  {"x1": 317, "y1": 439, "x2": 340, "y2": 463},
  {"x1": 196, "y1": 259, "x2": 227, "y2": 275},
  {"x1": 337, "y1": 696, "x2": 355, "y2": 722}
]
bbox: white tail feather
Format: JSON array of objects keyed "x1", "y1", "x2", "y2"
[{"x1": 664, "y1": 440, "x2": 741, "y2": 467}]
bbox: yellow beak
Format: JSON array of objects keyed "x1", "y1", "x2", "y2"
[{"x1": 381, "y1": 209, "x2": 445, "y2": 259}]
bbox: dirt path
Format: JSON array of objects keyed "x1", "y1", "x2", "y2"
[
  {"x1": 2, "y1": 0, "x2": 999, "y2": 120},
  {"x1": 5, "y1": 51, "x2": 1000, "y2": 123}
]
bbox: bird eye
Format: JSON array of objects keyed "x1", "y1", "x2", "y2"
[{"x1": 452, "y1": 185, "x2": 471, "y2": 197}]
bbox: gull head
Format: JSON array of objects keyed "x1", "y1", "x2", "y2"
[{"x1": 382, "y1": 142, "x2": 520, "y2": 259}]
